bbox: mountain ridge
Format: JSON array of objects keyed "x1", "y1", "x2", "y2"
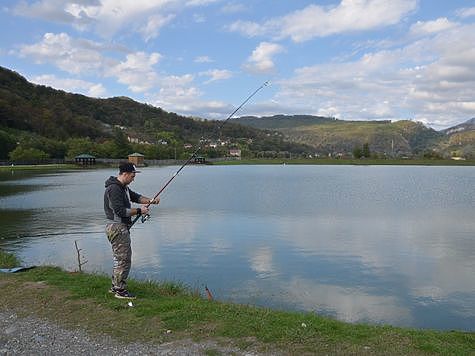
[{"x1": 232, "y1": 115, "x2": 474, "y2": 158}]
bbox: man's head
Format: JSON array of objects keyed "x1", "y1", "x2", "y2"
[{"x1": 118, "y1": 162, "x2": 140, "y2": 185}]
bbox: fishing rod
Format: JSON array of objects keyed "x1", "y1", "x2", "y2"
[
  {"x1": 16, "y1": 231, "x2": 104, "y2": 238},
  {"x1": 130, "y1": 81, "x2": 269, "y2": 229}
]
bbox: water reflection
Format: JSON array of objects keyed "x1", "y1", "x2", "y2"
[
  {"x1": 278, "y1": 277, "x2": 413, "y2": 325},
  {"x1": 0, "y1": 165, "x2": 473, "y2": 331}
]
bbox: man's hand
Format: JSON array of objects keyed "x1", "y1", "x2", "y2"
[{"x1": 149, "y1": 197, "x2": 160, "y2": 205}]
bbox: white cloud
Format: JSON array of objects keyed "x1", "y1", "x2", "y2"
[
  {"x1": 186, "y1": 0, "x2": 219, "y2": 6},
  {"x1": 194, "y1": 55, "x2": 213, "y2": 63},
  {"x1": 13, "y1": 31, "x2": 234, "y2": 117},
  {"x1": 243, "y1": 42, "x2": 284, "y2": 74},
  {"x1": 148, "y1": 73, "x2": 232, "y2": 118},
  {"x1": 31, "y1": 74, "x2": 107, "y2": 97},
  {"x1": 410, "y1": 18, "x2": 457, "y2": 36},
  {"x1": 140, "y1": 13, "x2": 175, "y2": 41},
  {"x1": 15, "y1": 32, "x2": 166, "y2": 94},
  {"x1": 275, "y1": 22, "x2": 475, "y2": 127},
  {"x1": 108, "y1": 51, "x2": 162, "y2": 92},
  {"x1": 229, "y1": 0, "x2": 418, "y2": 42},
  {"x1": 18, "y1": 32, "x2": 105, "y2": 74},
  {"x1": 456, "y1": 7, "x2": 475, "y2": 19},
  {"x1": 228, "y1": 20, "x2": 264, "y2": 37},
  {"x1": 220, "y1": 2, "x2": 247, "y2": 14},
  {"x1": 151, "y1": 73, "x2": 199, "y2": 110},
  {"x1": 13, "y1": 0, "x2": 82, "y2": 23},
  {"x1": 12, "y1": 0, "x2": 216, "y2": 39},
  {"x1": 200, "y1": 69, "x2": 232, "y2": 83}
]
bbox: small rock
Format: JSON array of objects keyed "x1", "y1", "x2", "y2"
[
  {"x1": 33, "y1": 335, "x2": 45, "y2": 343},
  {"x1": 5, "y1": 326, "x2": 17, "y2": 335}
]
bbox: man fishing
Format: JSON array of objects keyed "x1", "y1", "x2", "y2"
[{"x1": 104, "y1": 162, "x2": 159, "y2": 299}]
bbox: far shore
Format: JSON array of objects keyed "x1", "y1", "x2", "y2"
[{"x1": 1, "y1": 158, "x2": 474, "y2": 171}]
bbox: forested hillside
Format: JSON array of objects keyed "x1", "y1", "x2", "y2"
[
  {"x1": 234, "y1": 115, "x2": 474, "y2": 158},
  {"x1": 0, "y1": 66, "x2": 310, "y2": 160}
]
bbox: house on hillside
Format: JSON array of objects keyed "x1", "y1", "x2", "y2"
[
  {"x1": 128, "y1": 152, "x2": 145, "y2": 166},
  {"x1": 229, "y1": 148, "x2": 241, "y2": 158}
]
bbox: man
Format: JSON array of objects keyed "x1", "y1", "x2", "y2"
[{"x1": 104, "y1": 162, "x2": 159, "y2": 299}]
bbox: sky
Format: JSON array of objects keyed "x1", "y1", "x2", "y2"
[{"x1": 1, "y1": 0, "x2": 475, "y2": 130}]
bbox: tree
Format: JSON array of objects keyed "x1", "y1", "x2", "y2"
[
  {"x1": 0, "y1": 130, "x2": 17, "y2": 159},
  {"x1": 112, "y1": 128, "x2": 132, "y2": 158},
  {"x1": 66, "y1": 137, "x2": 93, "y2": 159},
  {"x1": 9, "y1": 146, "x2": 49, "y2": 162},
  {"x1": 353, "y1": 146, "x2": 363, "y2": 159},
  {"x1": 353, "y1": 143, "x2": 370, "y2": 158},
  {"x1": 362, "y1": 143, "x2": 370, "y2": 158},
  {"x1": 94, "y1": 140, "x2": 117, "y2": 158}
]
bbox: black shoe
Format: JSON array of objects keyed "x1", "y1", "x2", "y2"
[
  {"x1": 108, "y1": 285, "x2": 115, "y2": 293},
  {"x1": 114, "y1": 289, "x2": 136, "y2": 300}
]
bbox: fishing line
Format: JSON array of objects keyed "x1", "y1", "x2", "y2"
[{"x1": 130, "y1": 81, "x2": 269, "y2": 229}]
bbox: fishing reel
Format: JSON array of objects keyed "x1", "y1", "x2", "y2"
[{"x1": 140, "y1": 213, "x2": 150, "y2": 223}]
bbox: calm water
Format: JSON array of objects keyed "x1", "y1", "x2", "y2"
[{"x1": 0, "y1": 165, "x2": 474, "y2": 331}]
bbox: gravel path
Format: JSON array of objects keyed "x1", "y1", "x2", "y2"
[{"x1": 0, "y1": 311, "x2": 265, "y2": 355}]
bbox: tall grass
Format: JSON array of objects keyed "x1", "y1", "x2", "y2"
[{"x1": 0, "y1": 250, "x2": 20, "y2": 268}]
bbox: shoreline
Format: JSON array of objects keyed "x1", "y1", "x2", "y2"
[
  {"x1": 211, "y1": 158, "x2": 475, "y2": 166},
  {"x1": 1, "y1": 158, "x2": 474, "y2": 172},
  {"x1": 1, "y1": 252, "x2": 473, "y2": 355}
]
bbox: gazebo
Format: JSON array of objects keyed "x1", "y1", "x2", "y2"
[
  {"x1": 128, "y1": 152, "x2": 145, "y2": 166},
  {"x1": 75, "y1": 154, "x2": 96, "y2": 165}
]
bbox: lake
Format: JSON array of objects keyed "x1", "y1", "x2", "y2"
[{"x1": 0, "y1": 165, "x2": 474, "y2": 331}]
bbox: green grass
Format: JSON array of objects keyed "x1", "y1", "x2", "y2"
[
  {"x1": 0, "y1": 163, "x2": 77, "y2": 171},
  {"x1": 1, "y1": 258, "x2": 473, "y2": 355},
  {"x1": 0, "y1": 249, "x2": 21, "y2": 268}
]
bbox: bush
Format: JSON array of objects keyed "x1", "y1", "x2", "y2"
[
  {"x1": 0, "y1": 250, "x2": 20, "y2": 268},
  {"x1": 0, "y1": 130, "x2": 17, "y2": 159},
  {"x1": 9, "y1": 146, "x2": 50, "y2": 162}
]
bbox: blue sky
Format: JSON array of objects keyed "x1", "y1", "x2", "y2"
[{"x1": 1, "y1": 0, "x2": 474, "y2": 129}]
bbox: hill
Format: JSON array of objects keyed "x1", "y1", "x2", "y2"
[
  {"x1": 233, "y1": 115, "x2": 475, "y2": 159},
  {"x1": 1, "y1": 66, "x2": 473, "y2": 161},
  {"x1": 235, "y1": 115, "x2": 339, "y2": 129},
  {"x1": 437, "y1": 118, "x2": 475, "y2": 159},
  {"x1": 0, "y1": 66, "x2": 310, "y2": 160}
]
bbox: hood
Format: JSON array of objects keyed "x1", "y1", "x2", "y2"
[{"x1": 105, "y1": 176, "x2": 122, "y2": 188}]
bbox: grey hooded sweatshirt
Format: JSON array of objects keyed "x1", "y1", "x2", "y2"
[{"x1": 104, "y1": 176, "x2": 142, "y2": 226}]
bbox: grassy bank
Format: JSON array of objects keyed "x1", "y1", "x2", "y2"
[
  {"x1": 213, "y1": 158, "x2": 475, "y2": 166},
  {"x1": 0, "y1": 251, "x2": 473, "y2": 355},
  {"x1": 0, "y1": 163, "x2": 78, "y2": 171}
]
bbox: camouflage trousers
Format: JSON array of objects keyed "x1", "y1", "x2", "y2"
[{"x1": 106, "y1": 223, "x2": 131, "y2": 290}]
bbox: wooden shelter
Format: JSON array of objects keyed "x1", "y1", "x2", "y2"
[
  {"x1": 194, "y1": 156, "x2": 206, "y2": 164},
  {"x1": 74, "y1": 154, "x2": 96, "y2": 165},
  {"x1": 128, "y1": 152, "x2": 145, "y2": 166}
]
